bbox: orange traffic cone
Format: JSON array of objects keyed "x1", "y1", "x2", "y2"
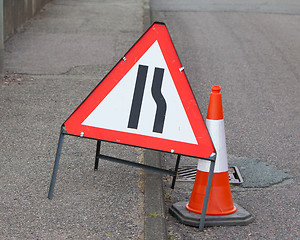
[{"x1": 186, "y1": 86, "x2": 237, "y2": 215}]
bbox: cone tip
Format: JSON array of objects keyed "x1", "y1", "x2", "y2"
[
  {"x1": 212, "y1": 86, "x2": 221, "y2": 93},
  {"x1": 207, "y1": 85, "x2": 223, "y2": 120}
]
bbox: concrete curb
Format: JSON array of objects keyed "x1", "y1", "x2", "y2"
[
  {"x1": 142, "y1": 1, "x2": 167, "y2": 239},
  {"x1": 144, "y1": 150, "x2": 168, "y2": 240},
  {"x1": 143, "y1": 0, "x2": 152, "y2": 31}
]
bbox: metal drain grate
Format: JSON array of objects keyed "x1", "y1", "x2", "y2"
[
  {"x1": 176, "y1": 165, "x2": 244, "y2": 185},
  {"x1": 228, "y1": 166, "x2": 244, "y2": 185},
  {"x1": 176, "y1": 166, "x2": 197, "y2": 181}
]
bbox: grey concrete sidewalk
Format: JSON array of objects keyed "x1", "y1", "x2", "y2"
[{"x1": 0, "y1": 0, "x2": 166, "y2": 239}]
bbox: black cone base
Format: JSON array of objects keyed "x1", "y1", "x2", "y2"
[{"x1": 169, "y1": 201, "x2": 254, "y2": 228}]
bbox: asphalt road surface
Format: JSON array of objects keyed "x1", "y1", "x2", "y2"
[{"x1": 151, "y1": 0, "x2": 300, "y2": 239}]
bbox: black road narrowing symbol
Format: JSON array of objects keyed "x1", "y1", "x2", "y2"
[
  {"x1": 128, "y1": 64, "x2": 167, "y2": 133},
  {"x1": 127, "y1": 65, "x2": 148, "y2": 130},
  {"x1": 151, "y1": 67, "x2": 166, "y2": 133}
]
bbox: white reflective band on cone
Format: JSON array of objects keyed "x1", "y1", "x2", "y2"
[{"x1": 197, "y1": 119, "x2": 228, "y2": 173}]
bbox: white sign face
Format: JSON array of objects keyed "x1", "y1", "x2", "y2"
[{"x1": 82, "y1": 41, "x2": 197, "y2": 144}]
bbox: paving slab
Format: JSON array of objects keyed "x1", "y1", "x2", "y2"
[{"x1": 0, "y1": 0, "x2": 154, "y2": 239}]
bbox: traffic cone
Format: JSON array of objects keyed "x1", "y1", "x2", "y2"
[{"x1": 186, "y1": 86, "x2": 237, "y2": 215}]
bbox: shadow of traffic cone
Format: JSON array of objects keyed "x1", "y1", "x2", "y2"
[{"x1": 186, "y1": 86, "x2": 236, "y2": 215}]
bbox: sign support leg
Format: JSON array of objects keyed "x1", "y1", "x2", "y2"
[
  {"x1": 199, "y1": 160, "x2": 215, "y2": 230},
  {"x1": 171, "y1": 154, "x2": 181, "y2": 189},
  {"x1": 94, "y1": 140, "x2": 101, "y2": 170},
  {"x1": 48, "y1": 128, "x2": 65, "y2": 199}
]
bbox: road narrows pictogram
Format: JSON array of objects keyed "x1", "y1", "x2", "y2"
[{"x1": 127, "y1": 64, "x2": 148, "y2": 130}]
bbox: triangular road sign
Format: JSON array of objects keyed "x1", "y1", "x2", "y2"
[{"x1": 64, "y1": 22, "x2": 215, "y2": 159}]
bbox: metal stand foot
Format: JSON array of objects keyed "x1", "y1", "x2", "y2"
[
  {"x1": 48, "y1": 127, "x2": 65, "y2": 199},
  {"x1": 94, "y1": 140, "x2": 101, "y2": 170},
  {"x1": 199, "y1": 161, "x2": 215, "y2": 230},
  {"x1": 171, "y1": 154, "x2": 181, "y2": 189}
]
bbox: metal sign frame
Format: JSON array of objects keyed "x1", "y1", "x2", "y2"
[{"x1": 48, "y1": 126, "x2": 215, "y2": 230}]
